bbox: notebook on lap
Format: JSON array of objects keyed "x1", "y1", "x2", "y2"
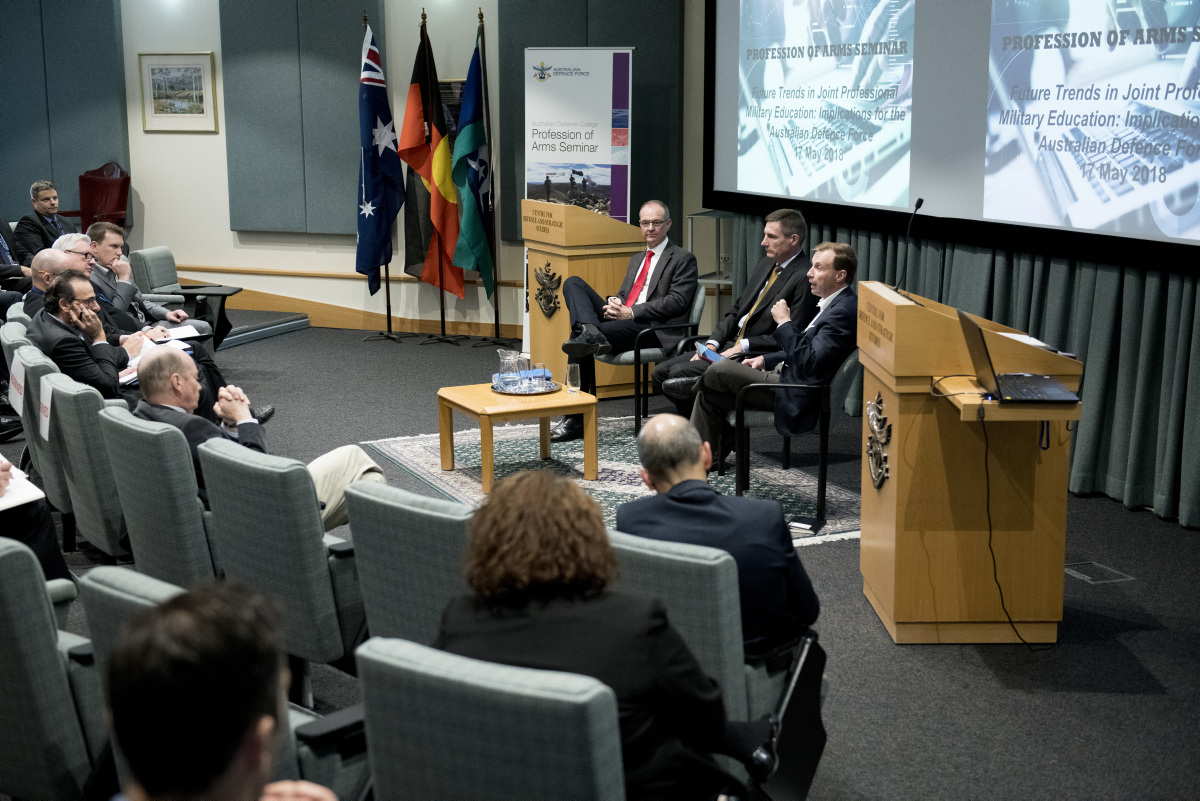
[{"x1": 956, "y1": 310, "x2": 1079, "y2": 404}]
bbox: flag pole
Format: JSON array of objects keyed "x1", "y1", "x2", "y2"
[
  {"x1": 362, "y1": 11, "x2": 415, "y2": 344},
  {"x1": 421, "y1": 10, "x2": 466, "y2": 346},
  {"x1": 471, "y1": 7, "x2": 517, "y2": 347}
]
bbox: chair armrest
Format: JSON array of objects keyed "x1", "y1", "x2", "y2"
[
  {"x1": 294, "y1": 703, "x2": 365, "y2": 752},
  {"x1": 103, "y1": 399, "x2": 128, "y2": 409},
  {"x1": 673, "y1": 334, "x2": 709, "y2": 357},
  {"x1": 67, "y1": 641, "x2": 95, "y2": 666},
  {"x1": 733, "y1": 381, "x2": 830, "y2": 430},
  {"x1": 744, "y1": 629, "x2": 810, "y2": 671},
  {"x1": 143, "y1": 293, "x2": 185, "y2": 306},
  {"x1": 46, "y1": 577, "x2": 78, "y2": 606},
  {"x1": 327, "y1": 539, "x2": 355, "y2": 558},
  {"x1": 633, "y1": 322, "x2": 700, "y2": 365}
]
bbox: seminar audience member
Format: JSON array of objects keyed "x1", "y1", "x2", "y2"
[
  {"x1": 133, "y1": 347, "x2": 384, "y2": 530},
  {"x1": 106, "y1": 581, "x2": 337, "y2": 801},
  {"x1": 26, "y1": 267, "x2": 144, "y2": 408},
  {"x1": 0, "y1": 454, "x2": 71, "y2": 582},
  {"x1": 87, "y1": 221, "x2": 217, "y2": 359},
  {"x1": 654, "y1": 209, "x2": 818, "y2": 416},
  {"x1": 436, "y1": 470, "x2": 770, "y2": 800},
  {"x1": 616, "y1": 414, "x2": 819, "y2": 657},
  {"x1": 552, "y1": 200, "x2": 698, "y2": 442},
  {"x1": 691, "y1": 242, "x2": 858, "y2": 460},
  {"x1": 15, "y1": 180, "x2": 78, "y2": 257}
]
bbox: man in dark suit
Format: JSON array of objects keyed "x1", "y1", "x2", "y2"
[
  {"x1": 25, "y1": 266, "x2": 144, "y2": 409},
  {"x1": 616, "y1": 414, "x2": 819, "y2": 658},
  {"x1": 653, "y1": 208, "x2": 819, "y2": 416},
  {"x1": 553, "y1": 199, "x2": 698, "y2": 442},
  {"x1": 1, "y1": 213, "x2": 34, "y2": 291},
  {"x1": 87, "y1": 222, "x2": 217, "y2": 360},
  {"x1": 14, "y1": 180, "x2": 78, "y2": 258},
  {"x1": 133, "y1": 347, "x2": 385, "y2": 530},
  {"x1": 691, "y1": 242, "x2": 858, "y2": 457}
]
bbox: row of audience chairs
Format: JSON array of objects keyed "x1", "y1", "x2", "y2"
[{"x1": 2, "y1": 304, "x2": 823, "y2": 799}]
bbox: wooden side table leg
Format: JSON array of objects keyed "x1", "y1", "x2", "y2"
[
  {"x1": 539, "y1": 417, "x2": 551, "y2": 459},
  {"x1": 582, "y1": 404, "x2": 598, "y2": 480},
  {"x1": 438, "y1": 399, "x2": 455, "y2": 471},
  {"x1": 480, "y1": 415, "x2": 495, "y2": 493}
]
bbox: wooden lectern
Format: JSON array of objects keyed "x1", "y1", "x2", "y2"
[
  {"x1": 522, "y1": 200, "x2": 645, "y2": 398},
  {"x1": 856, "y1": 281, "x2": 1083, "y2": 644}
]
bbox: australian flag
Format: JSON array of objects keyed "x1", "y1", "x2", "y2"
[{"x1": 356, "y1": 25, "x2": 404, "y2": 295}]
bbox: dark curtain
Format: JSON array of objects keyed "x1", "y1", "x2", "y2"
[{"x1": 728, "y1": 214, "x2": 1200, "y2": 528}]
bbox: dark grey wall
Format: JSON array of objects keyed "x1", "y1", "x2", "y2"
[
  {"x1": 0, "y1": 0, "x2": 129, "y2": 224},
  {"x1": 498, "y1": 0, "x2": 685, "y2": 242},
  {"x1": 220, "y1": 0, "x2": 384, "y2": 234}
]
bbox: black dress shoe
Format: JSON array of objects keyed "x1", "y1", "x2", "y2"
[
  {"x1": 661, "y1": 376, "x2": 701, "y2": 402},
  {"x1": 253, "y1": 405, "x2": 276, "y2": 425},
  {"x1": 0, "y1": 416, "x2": 24, "y2": 444},
  {"x1": 562, "y1": 324, "x2": 612, "y2": 358},
  {"x1": 550, "y1": 416, "x2": 584, "y2": 442}
]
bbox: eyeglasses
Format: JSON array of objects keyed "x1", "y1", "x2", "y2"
[
  {"x1": 65, "y1": 249, "x2": 95, "y2": 261},
  {"x1": 75, "y1": 297, "x2": 100, "y2": 307},
  {"x1": 639, "y1": 219, "x2": 667, "y2": 229}
]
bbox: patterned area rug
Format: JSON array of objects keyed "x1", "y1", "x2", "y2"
[{"x1": 364, "y1": 417, "x2": 861, "y2": 542}]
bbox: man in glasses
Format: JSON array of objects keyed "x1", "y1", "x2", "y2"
[
  {"x1": 552, "y1": 199, "x2": 698, "y2": 442},
  {"x1": 26, "y1": 265, "x2": 145, "y2": 407}
]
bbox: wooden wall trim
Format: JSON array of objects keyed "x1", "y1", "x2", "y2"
[
  {"x1": 177, "y1": 264, "x2": 523, "y2": 289},
  {"x1": 202, "y1": 282, "x2": 522, "y2": 337}
]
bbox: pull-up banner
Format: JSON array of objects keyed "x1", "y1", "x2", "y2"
[{"x1": 524, "y1": 47, "x2": 634, "y2": 223}]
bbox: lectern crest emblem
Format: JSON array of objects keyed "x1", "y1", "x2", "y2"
[
  {"x1": 866, "y1": 391, "x2": 892, "y2": 489},
  {"x1": 534, "y1": 262, "x2": 561, "y2": 319}
]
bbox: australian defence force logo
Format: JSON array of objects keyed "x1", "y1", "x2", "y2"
[
  {"x1": 532, "y1": 62, "x2": 590, "y2": 81},
  {"x1": 532, "y1": 62, "x2": 552, "y2": 81}
]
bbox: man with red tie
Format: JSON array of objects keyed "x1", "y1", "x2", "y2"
[{"x1": 553, "y1": 200, "x2": 698, "y2": 442}]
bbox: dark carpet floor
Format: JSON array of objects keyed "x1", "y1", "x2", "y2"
[{"x1": 3, "y1": 326, "x2": 1197, "y2": 799}]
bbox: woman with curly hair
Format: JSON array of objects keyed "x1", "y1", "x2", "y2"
[{"x1": 436, "y1": 470, "x2": 755, "y2": 800}]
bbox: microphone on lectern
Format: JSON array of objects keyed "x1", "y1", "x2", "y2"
[{"x1": 892, "y1": 197, "x2": 924, "y2": 293}]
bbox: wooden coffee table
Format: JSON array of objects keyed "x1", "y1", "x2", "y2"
[{"x1": 437, "y1": 383, "x2": 598, "y2": 492}]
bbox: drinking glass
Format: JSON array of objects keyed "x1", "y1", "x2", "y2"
[
  {"x1": 517, "y1": 356, "x2": 531, "y2": 391},
  {"x1": 566, "y1": 363, "x2": 581, "y2": 394},
  {"x1": 532, "y1": 363, "x2": 547, "y2": 390}
]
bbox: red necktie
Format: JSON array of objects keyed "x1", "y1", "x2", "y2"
[{"x1": 627, "y1": 250, "x2": 654, "y2": 305}]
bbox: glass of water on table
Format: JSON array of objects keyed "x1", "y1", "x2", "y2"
[{"x1": 566, "y1": 363, "x2": 581, "y2": 393}]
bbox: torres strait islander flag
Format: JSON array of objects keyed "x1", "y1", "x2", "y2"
[
  {"x1": 398, "y1": 21, "x2": 464, "y2": 299},
  {"x1": 355, "y1": 25, "x2": 404, "y2": 295}
]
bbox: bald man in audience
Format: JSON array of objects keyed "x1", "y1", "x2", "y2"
[
  {"x1": 615, "y1": 414, "x2": 819, "y2": 658},
  {"x1": 133, "y1": 347, "x2": 385, "y2": 530}
]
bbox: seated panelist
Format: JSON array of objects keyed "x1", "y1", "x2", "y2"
[{"x1": 551, "y1": 199, "x2": 698, "y2": 443}]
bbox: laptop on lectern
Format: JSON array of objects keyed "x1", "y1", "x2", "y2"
[{"x1": 956, "y1": 310, "x2": 1079, "y2": 404}]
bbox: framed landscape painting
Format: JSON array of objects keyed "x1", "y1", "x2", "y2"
[{"x1": 139, "y1": 52, "x2": 218, "y2": 132}]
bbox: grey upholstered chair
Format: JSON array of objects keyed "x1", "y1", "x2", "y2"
[
  {"x1": 79, "y1": 566, "x2": 371, "y2": 800},
  {"x1": 1, "y1": 320, "x2": 30, "y2": 373},
  {"x1": 722, "y1": 348, "x2": 862, "y2": 508},
  {"x1": 5, "y1": 304, "x2": 32, "y2": 326},
  {"x1": 44, "y1": 373, "x2": 130, "y2": 558},
  {"x1": 97, "y1": 406, "x2": 220, "y2": 584},
  {"x1": 197, "y1": 438, "x2": 367, "y2": 685},
  {"x1": 128, "y1": 246, "x2": 239, "y2": 341},
  {"x1": 357, "y1": 637, "x2": 625, "y2": 800},
  {"x1": 607, "y1": 530, "x2": 788, "y2": 722},
  {"x1": 595, "y1": 284, "x2": 706, "y2": 433},
  {"x1": 0, "y1": 540, "x2": 107, "y2": 800},
  {"x1": 345, "y1": 482, "x2": 473, "y2": 645},
  {"x1": 12, "y1": 346, "x2": 78, "y2": 550}
]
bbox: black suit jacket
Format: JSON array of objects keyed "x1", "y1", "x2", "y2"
[
  {"x1": 616, "y1": 479, "x2": 819, "y2": 656},
  {"x1": 437, "y1": 591, "x2": 738, "y2": 800},
  {"x1": 26, "y1": 308, "x2": 136, "y2": 407},
  {"x1": 1, "y1": 214, "x2": 33, "y2": 273},
  {"x1": 709, "y1": 254, "x2": 818, "y2": 353},
  {"x1": 764, "y1": 287, "x2": 858, "y2": 437},
  {"x1": 617, "y1": 241, "x2": 698, "y2": 351},
  {"x1": 15, "y1": 213, "x2": 78, "y2": 256},
  {"x1": 133, "y1": 400, "x2": 268, "y2": 505}
]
